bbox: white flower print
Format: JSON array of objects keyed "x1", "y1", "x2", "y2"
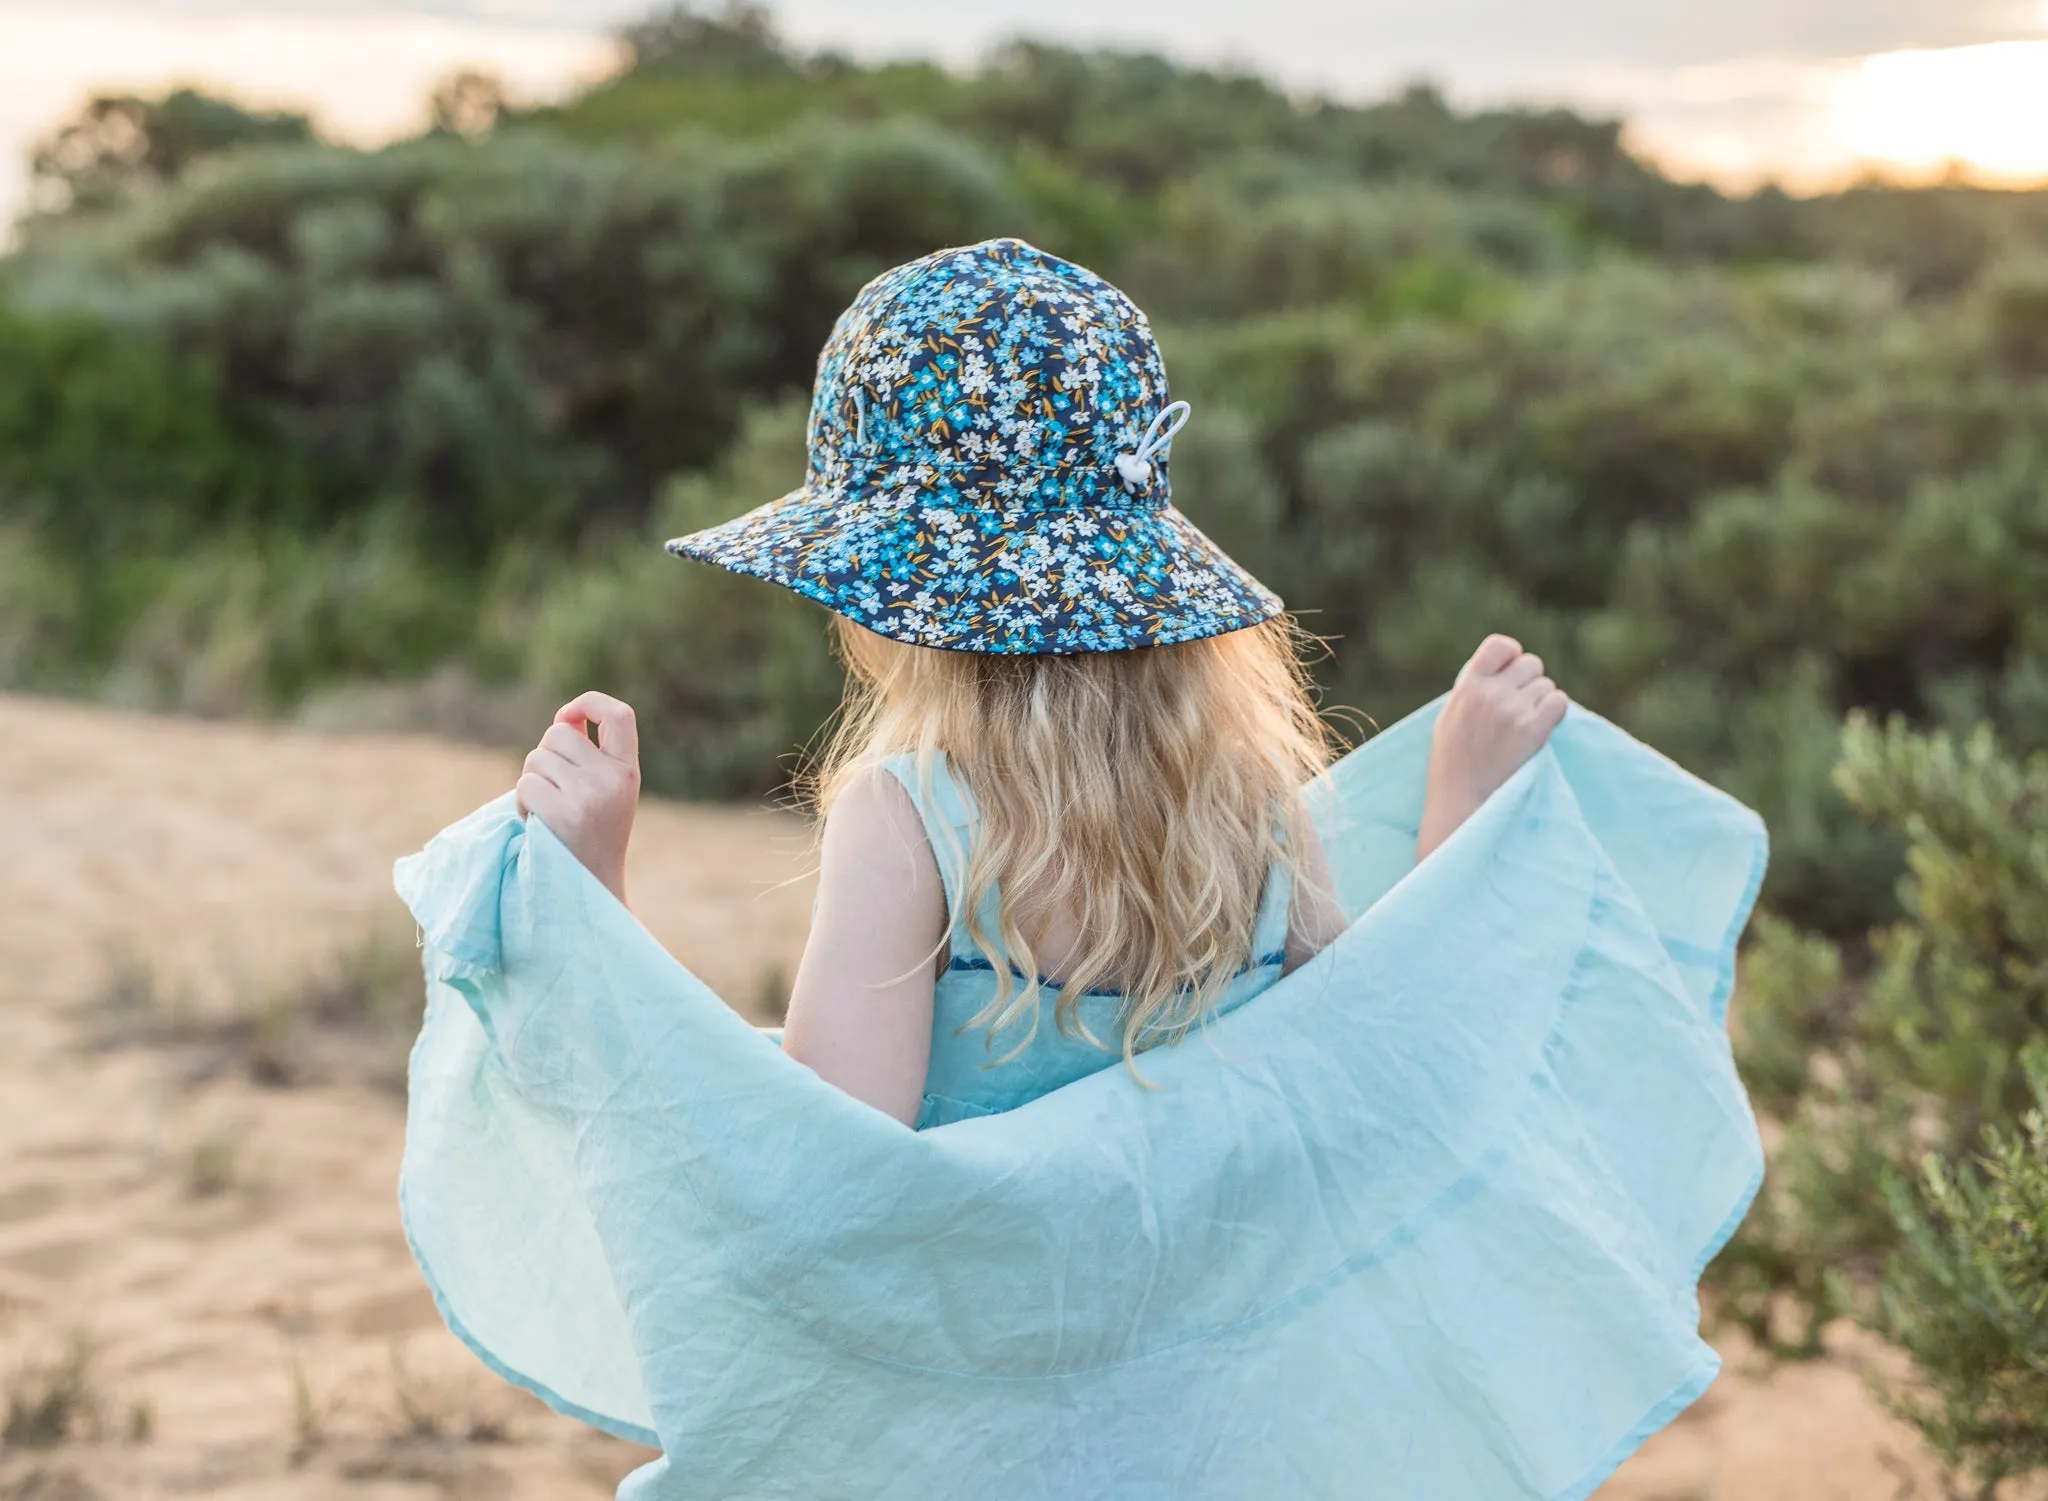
[{"x1": 667, "y1": 238, "x2": 1281, "y2": 654}]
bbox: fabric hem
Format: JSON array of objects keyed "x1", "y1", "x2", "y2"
[
  {"x1": 1549, "y1": 1355, "x2": 1724, "y2": 1501},
  {"x1": 1705, "y1": 812, "x2": 1770, "y2": 1029},
  {"x1": 397, "y1": 972, "x2": 657, "y2": 1447},
  {"x1": 1544, "y1": 804, "x2": 1768, "y2": 1501},
  {"x1": 396, "y1": 1166, "x2": 658, "y2": 1448},
  {"x1": 1543, "y1": 1142, "x2": 1767, "y2": 1500}
]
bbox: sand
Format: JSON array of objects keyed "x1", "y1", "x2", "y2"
[{"x1": 0, "y1": 691, "x2": 1983, "y2": 1499}]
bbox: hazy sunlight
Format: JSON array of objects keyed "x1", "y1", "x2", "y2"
[{"x1": 1834, "y1": 39, "x2": 2048, "y2": 183}]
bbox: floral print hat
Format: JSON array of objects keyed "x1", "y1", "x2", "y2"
[{"x1": 665, "y1": 237, "x2": 1283, "y2": 654}]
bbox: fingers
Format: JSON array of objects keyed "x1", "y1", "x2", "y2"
[
  {"x1": 556, "y1": 691, "x2": 639, "y2": 764},
  {"x1": 1467, "y1": 634, "x2": 1522, "y2": 678},
  {"x1": 1499, "y1": 651, "x2": 1544, "y2": 690},
  {"x1": 515, "y1": 770, "x2": 561, "y2": 822},
  {"x1": 540, "y1": 721, "x2": 598, "y2": 767},
  {"x1": 520, "y1": 703, "x2": 641, "y2": 828},
  {"x1": 1534, "y1": 686, "x2": 1570, "y2": 730},
  {"x1": 522, "y1": 744, "x2": 577, "y2": 791}
]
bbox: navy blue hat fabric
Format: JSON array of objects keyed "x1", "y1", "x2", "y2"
[{"x1": 665, "y1": 237, "x2": 1283, "y2": 654}]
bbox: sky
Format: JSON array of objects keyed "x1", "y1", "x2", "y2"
[{"x1": 3, "y1": 0, "x2": 2047, "y2": 225}]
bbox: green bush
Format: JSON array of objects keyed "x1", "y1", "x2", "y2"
[
  {"x1": 6, "y1": 118, "x2": 1030, "y2": 553},
  {"x1": 1873, "y1": 1041, "x2": 2048, "y2": 1491},
  {"x1": 1164, "y1": 261, "x2": 2048, "y2": 927},
  {"x1": 28, "y1": 86, "x2": 315, "y2": 217},
  {"x1": 1716, "y1": 715, "x2": 2048, "y2": 1388},
  {"x1": 96, "y1": 512, "x2": 475, "y2": 715},
  {"x1": 521, "y1": 399, "x2": 842, "y2": 793},
  {"x1": 0, "y1": 299, "x2": 316, "y2": 557},
  {"x1": 3, "y1": 17, "x2": 2047, "y2": 941}
]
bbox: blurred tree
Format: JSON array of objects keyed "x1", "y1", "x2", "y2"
[
  {"x1": 5, "y1": 119, "x2": 1026, "y2": 553},
  {"x1": 522, "y1": 398, "x2": 843, "y2": 794},
  {"x1": 2, "y1": 7, "x2": 2045, "y2": 883},
  {"x1": 429, "y1": 71, "x2": 508, "y2": 141},
  {"x1": 620, "y1": 3, "x2": 803, "y2": 80},
  {"x1": 29, "y1": 88, "x2": 314, "y2": 215}
]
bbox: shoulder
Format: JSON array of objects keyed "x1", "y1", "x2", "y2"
[{"x1": 818, "y1": 765, "x2": 943, "y2": 905}]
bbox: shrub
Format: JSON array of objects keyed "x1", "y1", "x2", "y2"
[
  {"x1": 521, "y1": 399, "x2": 843, "y2": 795},
  {"x1": 6, "y1": 119, "x2": 1030, "y2": 554},
  {"x1": 3, "y1": 33, "x2": 2047, "y2": 939},
  {"x1": 1716, "y1": 715, "x2": 2048, "y2": 1392},
  {"x1": 1873, "y1": 1042, "x2": 2048, "y2": 1491}
]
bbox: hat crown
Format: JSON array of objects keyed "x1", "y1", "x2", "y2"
[
  {"x1": 808, "y1": 239, "x2": 1176, "y2": 515},
  {"x1": 664, "y1": 237, "x2": 1283, "y2": 655}
]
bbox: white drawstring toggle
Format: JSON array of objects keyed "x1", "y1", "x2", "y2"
[{"x1": 1114, "y1": 399, "x2": 1191, "y2": 494}]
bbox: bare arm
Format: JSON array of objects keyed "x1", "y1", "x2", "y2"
[{"x1": 781, "y1": 769, "x2": 947, "y2": 1127}]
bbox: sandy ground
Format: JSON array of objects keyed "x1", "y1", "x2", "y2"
[{"x1": 0, "y1": 692, "x2": 1987, "y2": 1500}]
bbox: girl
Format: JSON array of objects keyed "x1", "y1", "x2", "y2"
[
  {"x1": 398, "y1": 238, "x2": 1765, "y2": 1500},
  {"x1": 518, "y1": 640, "x2": 1559, "y2": 1127},
  {"x1": 513, "y1": 237, "x2": 1566, "y2": 1129}
]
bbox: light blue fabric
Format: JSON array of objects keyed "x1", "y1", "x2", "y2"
[
  {"x1": 394, "y1": 695, "x2": 1767, "y2": 1500},
  {"x1": 881, "y1": 749, "x2": 1296, "y2": 1128}
]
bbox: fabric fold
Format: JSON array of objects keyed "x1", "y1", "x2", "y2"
[{"x1": 396, "y1": 696, "x2": 1766, "y2": 1499}]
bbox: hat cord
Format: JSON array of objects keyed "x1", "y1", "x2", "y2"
[{"x1": 1113, "y1": 400, "x2": 1192, "y2": 494}]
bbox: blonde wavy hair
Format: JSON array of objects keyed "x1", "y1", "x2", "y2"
[{"x1": 803, "y1": 615, "x2": 1340, "y2": 1068}]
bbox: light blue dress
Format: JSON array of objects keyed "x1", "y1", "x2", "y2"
[
  {"x1": 882, "y1": 749, "x2": 1296, "y2": 1131},
  {"x1": 395, "y1": 695, "x2": 1767, "y2": 1501}
]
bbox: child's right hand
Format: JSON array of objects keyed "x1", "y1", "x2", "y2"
[
  {"x1": 515, "y1": 690, "x2": 642, "y2": 905},
  {"x1": 1418, "y1": 635, "x2": 1568, "y2": 861}
]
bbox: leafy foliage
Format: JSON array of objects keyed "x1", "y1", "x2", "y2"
[
  {"x1": 7, "y1": 120, "x2": 1025, "y2": 552},
  {"x1": 519, "y1": 399, "x2": 844, "y2": 794},
  {"x1": 621, "y1": 2, "x2": 804, "y2": 80},
  {"x1": 29, "y1": 87, "x2": 314, "y2": 216},
  {"x1": 1719, "y1": 716, "x2": 2048, "y2": 1475},
  {"x1": 2, "y1": 6, "x2": 2047, "y2": 938},
  {"x1": 1874, "y1": 1043, "x2": 2048, "y2": 1490}
]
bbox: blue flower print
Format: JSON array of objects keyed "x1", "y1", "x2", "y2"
[{"x1": 667, "y1": 237, "x2": 1282, "y2": 655}]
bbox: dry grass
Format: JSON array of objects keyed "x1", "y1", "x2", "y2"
[
  {"x1": 88, "y1": 923, "x2": 422, "y2": 1094},
  {"x1": 0, "y1": 1338, "x2": 147, "y2": 1463},
  {"x1": 0, "y1": 1463, "x2": 109, "y2": 1500},
  {"x1": 185, "y1": 1128, "x2": 253, "y2": 1200},
  {"x1": 387, "y1": 1344, "x2": 513, "y2": 1446},
  {"x1": 280, "y1": 1338, "x2": 332, "y2": 1467},
  {"x1": 2, "y1": 1340, "x2": 97, "y2": 1452}
]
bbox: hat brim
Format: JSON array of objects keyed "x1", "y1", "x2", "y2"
[{"x1": 665, "y1": 486, "x2": 1282, "y2": 655}]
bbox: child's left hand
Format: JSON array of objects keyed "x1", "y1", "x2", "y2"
[
  {"x1": 1418, "y1": 635, "x2": 1568, "y2": 862},
  {"x1": 515, "y1": 691, "x2": 641, "y2": 905}
]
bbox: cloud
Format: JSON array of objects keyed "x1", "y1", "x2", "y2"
[
  {"x1": 9, "y1": 0, "x2": 2041, "y2": 74},
  {"x1": 0, "y1": 4, "x2": 615, "y2": 229},
  {"x1": 2, "y1": 0, "x2": 2044, "y2": 226}
]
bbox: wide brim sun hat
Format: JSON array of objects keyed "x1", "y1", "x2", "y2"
[{"x1": 664, "y1": 237, "x2": 1282, "y2": 655}]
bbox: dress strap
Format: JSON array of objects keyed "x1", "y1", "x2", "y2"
[
  {"x1": 879, "y1": 751, "x2": 988, "y2": 960},
  {"x1": 1249, "y1": 841, "x2": 1295, "y2": 970}
]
